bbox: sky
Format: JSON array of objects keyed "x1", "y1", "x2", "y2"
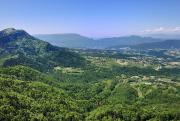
[{"x1": 0, "y1": 0, "x2": 180, "y2": 37}]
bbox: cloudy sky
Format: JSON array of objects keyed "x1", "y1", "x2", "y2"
[{"x1": 0, "y1": 0, "x2": 180, "y2": 37}]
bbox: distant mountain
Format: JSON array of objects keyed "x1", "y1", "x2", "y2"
[
  {"x1": 98, "y1": 35, "x2": 163, "y2": 47},
  {"x1": 35, "y1": 34, "x2": 163, "y2": 49},
  {"x1": 132, "y1": 39, "x2": 180, "y2": 49},
  {"x1": 0, "y1": 28, "x2": 86, "y2": 71},
  {"x1": 147, "y1": 34, "x2": 180, "y2": 39},
  {"x1": 35, "y1": 33, "x2": 94, "y2": 48}
]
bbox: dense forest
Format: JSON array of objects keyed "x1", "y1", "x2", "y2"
[{"x1": 0, "y1": 64, "x2": 179, "y2": 121}]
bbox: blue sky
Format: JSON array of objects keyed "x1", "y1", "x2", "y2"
[{"x1": 0, "y1": 0, "x2": 180, "y2": 37}]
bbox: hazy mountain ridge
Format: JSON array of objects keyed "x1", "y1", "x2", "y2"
[
  {"x1": 35, "y1": 34, "x2": 163, "y2": 49},
  {"x1": 132, "y1": 39, "x2": 180, "y2": 49},
  {"x1": 146, "y1": 34, "x2": 180, "y2": 39},
  {"x1": 35, "y1": 33, "x2": 94, "y2": 48}
]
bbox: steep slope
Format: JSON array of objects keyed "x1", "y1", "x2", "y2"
[
  {"x1": 35, "y1": 34, "x2": 163, "y2": 49},
  {"x1": 0, "y1": 28, "x2": 32, "y2": 47},
  {"x1": 0, "y1": 28, "x2": 86, "y2": 71}
]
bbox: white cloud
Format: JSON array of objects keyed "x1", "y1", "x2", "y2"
[
  {"x1": 142, "y1": 27, "x2": 180, "y2": 34},
  {"x1": 154, "y1": 27, "x2": 164, "y2": 32},
  {"x1": 173, "y1": 27, "x2": 180, "y2": 32}
]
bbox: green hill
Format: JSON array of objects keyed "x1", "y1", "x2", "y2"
[{"x1": 0, "y1": 28, "x2": 86, "y2": 71}]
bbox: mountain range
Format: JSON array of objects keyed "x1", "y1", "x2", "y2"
[
  {"x1": 132, "y1": 39, "x2": 180, "y2": 49},
  {"x1": 1, "y1": 28, "x2": 180, "y2": 63},
  {"x1": 35, "y1": 34, "x2": 164, "y2": 49}
]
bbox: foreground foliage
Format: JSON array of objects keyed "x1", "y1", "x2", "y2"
[{"x1": 0, "y1": 64, "x2": 179, "y2": 121}]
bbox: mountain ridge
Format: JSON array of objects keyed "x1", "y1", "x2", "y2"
[
  {"x1": 35, "y1": 34, "x2": 163, "y2": 49},
  {"x1": 132, "y1": 39, "x2": 180, "y2": 49},
  {"x1": 0, "y1": 28, "x2": 86, "y2": 71}
]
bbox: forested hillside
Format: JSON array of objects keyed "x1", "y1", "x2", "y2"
[{"x1": 0, "y1": 28, "x2": 86, "y2": 71}]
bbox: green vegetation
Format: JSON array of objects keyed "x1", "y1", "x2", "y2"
[
  {"x1": 0, "y1": 60, "x2": 179, "y2": 121},
  {"x1": 0, "y1": 28, "x2": 180, "y2": 120}
]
